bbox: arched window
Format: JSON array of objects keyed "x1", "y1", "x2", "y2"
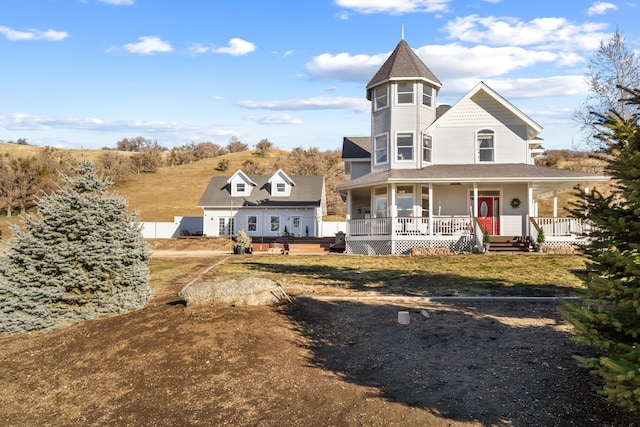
[{"x1": 478, "y1": 129, "x2": 495, "y2": 162}]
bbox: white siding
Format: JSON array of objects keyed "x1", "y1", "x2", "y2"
[
  {"x1": 202, "y1": 208, "x2": 318, "y2": 238},
  {"x1": 431, "y1": 92, "x2": 530, "y2": 164}
]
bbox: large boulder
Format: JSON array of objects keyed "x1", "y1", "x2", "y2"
[{"x1": 178, "y1": 277, "x2": 288, "y2": 306}]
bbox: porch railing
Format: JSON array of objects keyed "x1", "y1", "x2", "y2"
[
  {"x1": 348, "y1": 216, "x2": 473, "y2": 237},
  {"x1": 532, "y1": 217, "x2": 589, "y2": 237}
]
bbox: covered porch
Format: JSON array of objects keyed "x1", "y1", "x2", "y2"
[{"x1": 340, "y1": 174, "x2": 604, "y2": 255}]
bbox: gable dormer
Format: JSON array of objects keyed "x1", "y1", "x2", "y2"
[
  {"x1": 268, "y1": 169, "x2": 295, "y2": 197},
  {"x1": 227, "y1": 169, "x2": 257, "y2": 197},
  {"x1": 366, "y1": 39, "x2": 442, "y2": 172}
]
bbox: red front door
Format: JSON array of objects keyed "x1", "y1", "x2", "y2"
[{"x1": 478, "y1": 197, "x2": 500, "y2": 235}]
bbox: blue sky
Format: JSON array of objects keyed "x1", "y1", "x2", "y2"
[{"x1": 1, "y1": 0, "x2": 638, "y2": 152}]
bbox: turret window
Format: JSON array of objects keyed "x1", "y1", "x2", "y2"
[
  {"x1": 397, "y1": 82, "x2": 414, "y2": 104},
  {"x1": 374, "y1": 84, "x2": 388, "y2": 110},
  {"x1": 422, "y1": 86, "x2": 433, "y2": 107},
  {"x1": 397, "y1": 133, "x2": 414, "y2": 161},
  {"x1": 375, "y1": 134, "x2": 388, "y2": 164}
]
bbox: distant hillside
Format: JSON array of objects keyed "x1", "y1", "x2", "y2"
[
  {"x1": 0, "y1": 141, "x2": 134, "y2": 163},
  {"x1": 115, "y1": 149, "x2": 289, "y2": 222}
]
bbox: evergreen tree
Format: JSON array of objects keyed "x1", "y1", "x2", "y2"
[
  {"x1": 0, "y1": 160, "x2": 151, "y2": 333},
  {"x1": 562, "y1": 88, "x2": 640, "y2": 411}
]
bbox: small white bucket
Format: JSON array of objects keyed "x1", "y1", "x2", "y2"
[{"x1": 398, "y1": 311, "x2": 410, "y2": 324}]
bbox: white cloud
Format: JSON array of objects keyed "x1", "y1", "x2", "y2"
[
  {"x1": 245, "y1": 114, "x2": 302, "y2": 125},
  {"x1": 305, "y1": 43, "x2": 569, "y2": 83},
  {"x1": 98, "y1": 0, "x2": 134, "y2": 5},
  {"x1": 416, "y1": 44, "x2": 559, "y2": 78},
  {"x1": 0, "y1": 26, "x2": 68, "y2": 41},
  {"x1": 212, "y1": 38, "x2": 256, "y2": 56},
  {"x1": 444, "y1": 15, "x2": 610, "y2": 50},
  {"x1": 334, "y1": 0, "x2": 452, "y2": 14},
  {"x1": 586, "y1": 1, "x2": 618, "y2": 15},
  {"x1": 119, "y1": 36, "x2": 172, "y2": 54},
  {"x1": 0, "y1": 113, "x2": 197, "y2": 133},
  {"x1": 480, "y1": 75, "x2": 588, "y2": 99},
  {"x1": 237, "y1": 97, "x2": 369, "y2": 113},
  {"x1": 306, "y1": 51, "x2": 390, "y2": 82}
]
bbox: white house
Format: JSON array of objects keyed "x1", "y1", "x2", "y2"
[
  {"x1": 197, "y1": 169, "x2": 326, "y2": 239},
  {"x1": 337, "y1": 38, "x2": 608, "y2": 255}
]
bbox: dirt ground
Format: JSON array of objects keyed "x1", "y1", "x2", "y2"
[{"x1": 1, "y1": 250, "x2": 639, "y2": 426}]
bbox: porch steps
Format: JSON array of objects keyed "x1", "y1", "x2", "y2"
[{"x1": 488, "y1": 236, "x2": 532, "y2": 252}]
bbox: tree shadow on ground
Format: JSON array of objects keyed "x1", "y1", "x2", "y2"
[
  {"x1": 280, "y1": 298, "x2": 633, "y2": 426},
  {"x1": 241, "y1": 261, "x2": 580, "y2": 297}
]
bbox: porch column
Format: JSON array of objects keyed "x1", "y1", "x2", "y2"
[
  {"x1": 473, "y1": 184, "x2": 478, "y2": 217},
  {"x1": 390, "y1": 184, "x2": 397, "y2": 235},
  {"x1": 552, "y1": 190, "x2": 558, "y2": 218},
  {"x1": 428, "y1": 184, "x2": 433, "y2": 237},
  {"x1": 527, "y1": 183, "x2": 534, "y2": 235},
  {"x1": 346, "y1": 189, "x2": 352, "y2": 221}
]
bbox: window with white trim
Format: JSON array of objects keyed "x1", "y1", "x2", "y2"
[
  {"x1": 247, "y1": 215, "x2": 257, "y2": 232},
  {"x1": 396, "y1": 185, "x2": 414, "y2": 217},
  {"x1": 397, "y1": 82, "x2": 414, "y2": 104},
  {"x1": 374, "y1": 187, "x2": 387, "y2": 218},
  {"x1": 397, "y1": 133, "x2": 413, "y2": 161},
  {"x1": 422, "y1": 86, "x2": 433, "y2": 107},
  {"x1": 236, "y1": 182, "x2": 245, "y2": 193},
  {"x1": 478, "y1": 129, "x2": 495, "y2": 162},
  {"x1": 422, "y1": 134, "x2": 432, "y2": 163},
  {"x1": 276, "y1": 182, "x2": 286, "y2": 193},
  {"x1": 374, "y1": 134, "x2": 388, "y2": 164},
  {"x1": 374, "y1": 84, "x2": 388, "y2": 110},
  {"x1": 270, "y1": 215, "x2": 280, "y2": 232}
]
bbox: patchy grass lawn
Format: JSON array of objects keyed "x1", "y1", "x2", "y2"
[{"x1": 212, "y1": 254, "x2": 588, "y2": 297}]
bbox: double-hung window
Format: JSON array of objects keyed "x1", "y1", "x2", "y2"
[
  {"x1": 422, "y1": 134, "x2": 432, "y2": 163},
  {"x1": 478, "y1": 129, "x2": 495, "y2": 162},
  {"x1": 374, "y1": 84, "x2": 388, "y2": 110},
  {"x1": 422, "y1": 86, "x2": 433, "y2": 107},
  {"x1": 375, "y1": 134, "x2": 388, "y2": 164},
  {"x1": 247, "y1": 215, "x2": 257, "y2": 232},
  {"x1": 397, "y1": 133, "x2": 413, "y2": 161},
  {"x1": 397, "y1": 82, "x2": 414, "y2": 104}
]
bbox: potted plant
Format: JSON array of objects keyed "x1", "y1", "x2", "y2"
[
  {"x1": 235, "y1": 230, "x2": 252, "y2": 254},
  {"x1": 482, "y1": 228, "x2": 491, "y2": 252},
  {"x1": 305, "y1": 225, "x2": 309, "y2": 237},
  {"x1": 536, "y1": 228, "x2": 545, "y2": 253}
]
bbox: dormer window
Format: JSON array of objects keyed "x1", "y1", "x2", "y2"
[
  {"x1": 397, "y1": 82, "x2": 414, "y2": 104},
  {"x1": 374, "y1": 84, "x2": 388, "y2": 110},
  {"x1": 422, "y1": 86, "x2": 433, "y2": 107},
  {"x1": 478, "y1": 129, "x2": 495, "y2": 162},
  {"x1": 276, "y1": 183, "x2": 286, "y2": 193}
]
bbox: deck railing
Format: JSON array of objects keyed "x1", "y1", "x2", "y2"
[
  {"x1": 348, "y1": 216, "x2": 473, "y2": 237},
  {"x1": 533, "y1": 217, "x2": 588, "y2": 237}
]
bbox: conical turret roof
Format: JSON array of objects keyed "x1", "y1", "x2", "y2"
[{"x1": 366, "y1": 39, "x2": 441, "y2": 94}]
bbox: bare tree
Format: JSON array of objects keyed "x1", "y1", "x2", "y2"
[
  {"x1": 574, "y1": 29, "x2": 640, "y2": 149},
  {"x1": 255, "y1": 139, "x2": 273, "y2": 157},
  {"x1": 226, "y1": 136, "x2": 248, "y2": 153}
]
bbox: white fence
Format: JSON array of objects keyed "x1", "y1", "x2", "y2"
[{"x1": 140, "y1": 216, "x2": 203, "y2": 239}]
